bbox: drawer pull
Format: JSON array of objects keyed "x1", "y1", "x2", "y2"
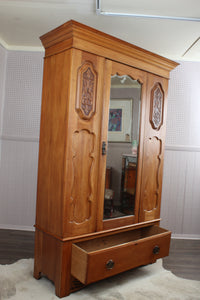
[
  {"x1": 106, "y1": 259, "x2": 115, "y2": 270},
  {"x1": 153, "y1": 245, "x2": 160, "y2": 254}
]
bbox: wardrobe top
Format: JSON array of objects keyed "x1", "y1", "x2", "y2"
[{"x1": 40, "y1": 19, "x2": 178, "y2": 79}]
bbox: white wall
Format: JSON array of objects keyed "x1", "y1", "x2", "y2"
[
  {"x1": 0, "y1": 49, "x2": 43, "y2": 230},
  {"x1": 0, "y1": 45, "x2": 7, "y2": 159},
  {"x1": 160, "y1": 62, "x2": 200, "y2": 239},
  {"x1": 0, "y1": 46, "x2": 199, "y2": 238}
]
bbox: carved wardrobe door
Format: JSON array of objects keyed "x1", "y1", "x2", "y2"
[
  {"x1": 139, "y1": 73, "x2": 169, "y2": 222},
  {"x1": 64, "y1": 49, "x2": 105, "y2": 236},
  {"x1": 96, "y1": 60, "x2": 147, "y2": 230}
]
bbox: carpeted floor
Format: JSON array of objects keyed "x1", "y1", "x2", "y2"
[{"x1": 0, "y1": 259, "x2": 200, "y2": 300}]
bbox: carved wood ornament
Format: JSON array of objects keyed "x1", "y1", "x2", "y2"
[
  {"x1": 150, "y1": 83, "x2": 164, "y2": 130},
  {"x1": 76, "y1": 61, "x2": 97, "y2": 120},
  {"x1": 143, "y1": 136, "x2": 162, "y2": 212},
  {"x1": 70, "y1": 129, "x2": 95, "y2": 224}
]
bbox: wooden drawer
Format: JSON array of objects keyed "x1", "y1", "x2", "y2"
[{"x1": 71, "y1": 225, "x2": 171, "y2": 284}]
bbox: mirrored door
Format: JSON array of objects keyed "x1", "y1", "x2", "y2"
[{"x1": 103, "y1": 74, "x2": 142, "y2": 220}]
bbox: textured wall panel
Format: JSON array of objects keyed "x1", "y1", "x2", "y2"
[
  {"x1": 166, "y1": 61, "x2": 200, "y2": 146},
  {"x1": 2, "y1": 50, "x2": 43, "y2": 138},
  {"x1": 0, "y1": 49, "x2": 43, "y2": 230}
]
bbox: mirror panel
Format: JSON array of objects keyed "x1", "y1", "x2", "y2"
[{"x1": 104, "y1": 74, "x2": 141, "y2": 219}]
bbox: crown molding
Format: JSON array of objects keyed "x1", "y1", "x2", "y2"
[
  {"x1": 0, "y1": 37, "x2": 44, "y2": 52},
  {"x1": 0, "y1": 38, "x2": 9, "y2": 50},
  {"x1": 41, "y1": 20, "x2": 178, "y2": 79}
]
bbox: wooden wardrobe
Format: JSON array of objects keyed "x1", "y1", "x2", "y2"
[{"x1": 34, "y1": 20, "x2": 178, "y2": 297}]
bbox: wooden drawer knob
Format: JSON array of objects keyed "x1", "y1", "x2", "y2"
[
  {"x1": 153, "y1": 245, "x2": 160, "y2": 254},
  {"x1": 106, "y1": 259, "x2": 115, "y2": 270}
]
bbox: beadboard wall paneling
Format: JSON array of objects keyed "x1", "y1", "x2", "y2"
[
  {"x1": 0, "y1": 45, "x2": 7, "y2": 176},
  {"x1": 161, "y1": 148, "x2": 200, "y2": 238},
  {"x1": 161, "y1": 149, "x2": 187, "y2": 234},
  {"x1": 0, "y1": 50, "x2": 43, "y2": 230},
  {"x1": 183, "y1": 150, "x2": 200, "y2": 235},
  {"x1": 160, "y1": 61, "x2": 200, "y2": 238},
  {"x1": 0, "y1": 45, "x2": 7, "y2": 135},
  {"x1": 2, "y1": 50, "x2": 43, "y2": 138},
  {"x1": 0, "y1": 139, "x2": 39, "y2": 230}
]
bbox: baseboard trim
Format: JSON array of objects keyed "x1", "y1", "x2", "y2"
[
  {"x1": 172, "y1": 233, "x2": 200, "y2": 240},
  {"x1": 0, "y1": 224, "x2": 35, "y2": 232}
]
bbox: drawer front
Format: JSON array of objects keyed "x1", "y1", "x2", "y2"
[
  {"x1": 86, "y1": 233, "x2": 170, "y2": 283},
  {"x1": 71, "y1": 226, "x2": 171, "y2": 284}
]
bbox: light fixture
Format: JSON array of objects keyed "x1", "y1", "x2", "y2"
[{"x1": 96, "y1": 0, "x2": 200, "y2": 22}]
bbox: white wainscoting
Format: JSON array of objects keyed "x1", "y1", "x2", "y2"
[
  {"x1": 0, "y1": 55, "x2": 200, "y2": 239},
  {"x1": 0, "y1": 136, "x2": 39, "y2": 231},
  {"x1": 1, "y1": 137, "x2": 200, "y2": 237},
  {"x1": 0, "y1": 49, "x2": 43, "y2": 231},
  {"x1": 161, "y1": 145, "x2": 200, "y2": 239}
]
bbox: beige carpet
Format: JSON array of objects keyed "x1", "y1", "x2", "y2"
[{"x1": 0, "y1": 259, "x2": 200, "y2": 300}]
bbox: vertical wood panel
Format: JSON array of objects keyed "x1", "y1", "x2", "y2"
[
  {"x1": 70, "y1": 130, "x2": 94, "y2": 223},
  {"x1": 36, "y1": 50, "x2": 71, "y2": 237},
  {"x1": 139, "y1": 74, "x2": 169, "y2": 222},
  {"x1": 63, "y1": 49, "x2": 105, "y2": 236}
]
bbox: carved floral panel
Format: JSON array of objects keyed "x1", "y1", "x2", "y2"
[
  {"x1": 150, "y1": 83, "x2": 164, "y2": 130},
  {"x1": 76, "y1": 61, "x2": 97, "y2": 120}
]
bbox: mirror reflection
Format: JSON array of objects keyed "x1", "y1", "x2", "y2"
[{"x1": 104, "y1": 74, "x2": 141, "y2": 219}]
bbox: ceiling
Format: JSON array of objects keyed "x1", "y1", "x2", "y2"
[{"x1": 0, "y1": 0, "x2": 200, "y2": 61}]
